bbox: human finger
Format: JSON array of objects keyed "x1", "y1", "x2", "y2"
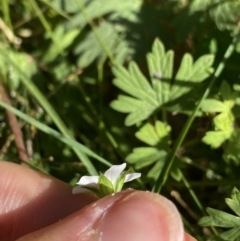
[
  {"x1": 0, "y1": 161, "x2": 97, "y2": 241},
  {"x1": 17, "y1": 190, "x2": 197, "y2": 241}
]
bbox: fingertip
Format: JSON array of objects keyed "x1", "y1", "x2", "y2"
[
  {"x1": 96, "y1": 191, "x2": 184, "y2": 241},
  {"x1": 0, "y1": 161, "x2": 97, "y2": 240},
  {"x1": 18, "y1": 190, "x2": 186, "y2": 241},
  {"x1": 185, "y1": 232, "x2": 198, "y2": 241}
]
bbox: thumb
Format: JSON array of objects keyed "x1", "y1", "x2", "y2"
[{"x1": 17, "y1": 190, "x2": 197, "y2": 241}]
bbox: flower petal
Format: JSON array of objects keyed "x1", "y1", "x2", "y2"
[
  {"x1": 72, "y1": 186, "x2": 93, "y2": 194},
  {"x1": 76, "y1": 176, "x2": 99, "y2": 186},
  {"x1": 124, "y1": 173, "x2": 141, "y2": 182},
  {"x1": 104, "y1": 163, "x2": 126, "y2": 184}
]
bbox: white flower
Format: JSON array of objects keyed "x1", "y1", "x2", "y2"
[{"x1": 72, "y1": 163, "x2": 141, "y2": 197}]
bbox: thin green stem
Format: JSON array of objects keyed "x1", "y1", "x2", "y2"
[
  {"x1": 1, "y1": 0, "x2": 12, "y2": 30},
  {"x1": 72, "y1": 0, "x2": 119, "y2": 153},
  {"x1": 74, "y1": 0, "x2": 115, "y2": 63},
  {"x1": 0, "y1": 100, "x2": 112, "y2": 167},
  {"x1": 161, "y1": 107, "x2": 167, "y2": 123},
  {"x1": 39, "y1": 0, "x2": 72, "y2": 20},
  {"x1": 78, "y1": 79, "x2": 119, "y2": 150},
  {"x1": 153, "y1": 33, "x2": 240, "y2": 193},
  {"x1": 29, "y1": 0, "x2": 63, "y2": 55},
  {"x1": 181, "y1": 170, "x2": 218, "y2": 235},
  {"x1": 180, "y1": 170, "x2": 205, "y2": 215},
  {"x1": 13, "y1": 6, "x2": 48, "y2": 29},
  {"x1": 97, "y1": 62, "x2": 104, "y2": 120},
  {"x1": 96, "y1": 62, "x2": 119, "y2": 149}
]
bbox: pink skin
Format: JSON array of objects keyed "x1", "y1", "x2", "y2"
[{"x1": 0, "y1": 161, "x2": 197, "y2": 241}]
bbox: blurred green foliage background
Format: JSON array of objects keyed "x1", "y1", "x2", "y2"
[{"x1": 1, "y1": 0, "x2": 240, "y2": 240}]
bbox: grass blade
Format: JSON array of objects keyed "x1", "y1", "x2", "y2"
[
  {"x1": 0, "y1": 100, "x2": 112, "y2": 168},
  {"x1": 0, "y1": 46, "x2": 98, "y2": 175},
  {"x1": 153, "y1": 32, "x2": 240, "y2": 193}
]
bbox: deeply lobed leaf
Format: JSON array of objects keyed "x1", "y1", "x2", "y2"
[
  {"x1": 111, "y1": 38, "x2": 214, "y2": 126},
  {"x1": 199, "y1": 188, "x2": 240, "y2": 240}
]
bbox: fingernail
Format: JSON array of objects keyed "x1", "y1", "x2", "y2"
[
  {"x1": 18, "y1": 190, "x2": 185, "y2": 241},
  {"x1": 91, "y1": 191, "x2": 184, "y2": 241}
]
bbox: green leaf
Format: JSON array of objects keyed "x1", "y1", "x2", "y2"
[
  {"x1": 0, "y1": 50, "x2": 37, "y2": 90},
  {"x1": 155, "y1": 121, "x2": 171, "y2": 139},
  {"x1": 42, "y1": 26, "x2": 79, "y2": 63},
  {"x1": 64, "y1": 0, "x2": 141, "y2": 26},
  {"x1": 52, "y1": 61, "x2": 75, "y2": 82},
  {"x1": 111, "y1": 96, "x2": 155, "y2": 126},
  {"x1": 226, "y1": 188, "x2": 240, "y2": 217},
  {"x1": 171, "y1": 54, "x2": 214, "y2": 100},
  {"x1": 220, "y1": 81, "x2": 237, "y2": 111},
  {"x1": 202, "y1": 130, "x2": 232, "y2": 149},
  {"x1": 170, "y1": 166, "x2": 182, "y2": 182},
  {"x1": 110, "y1": 95, "x2": 143, "y2": 113},
  {"x1": 112, "y1": 62, "x2": 157, "y2": 105},
  {"x1": 115, "y1": 172, "x2": 127, "y2": 192},
  {"x1": 237, "y1": 41, "x2": 240, "y2": 54},
  {"x1": 50, "y1": 0, "x2": 89, "y2": 13},
  {"x1": 135, "y1": 123, "x2": 160, "y2": 146},
  {"x1": 200, "y1": 99, "x2": 226, "y2": 113},
  {"x1": 233, "y1": 84, "x2": 240, "y2": 106},
  {"x1": 199, "y1": 188, "x2": 240, "y2": 240},
  {"x1": 126, "y1": 147, "x2": 167, "y2": 170},
  {"x1": 220, "y1": 81, "x2": 231, "y2": 101},
  {"x1": 135, "y1": 121, "x2": 171, "y2": 146},
  {"x1": 224, "y1": 130, "x2": 240, "y2": 165},
  {"x1": 147, "y1": 157, "x2": 182, "y2": 182},
  {"x1": 111, "y1": 38, "x2": 214, "y2": 126},
  {"x1": 147, "y1": 161, "x2": 165, "y2": 180},
  {"x1": 201, "y1": 81, "x2": 236, "y2": 149},
  {"x1": 174, "y1": 54, "x2": 193, "y2": 82},
  {"x1": 111, "y1": 62, "x2": 159, "y2": 126},
  {"x1": 147, "y1": 39, "x2": 173, "y2": 104},
  {"x1": 74, "y1": 22, "x2": 118, "y2": 68},
  {"x1": 190, "y1": 0, "x2": 210, "y2": 13},
  {"x1": 219, "y1": 227, "x2": 240, "y2": 241},
  {"x1": 213, "y1": 112, "x2": 234, "y2": 131},
  {"x1": 210, "y1": 0, "x2": 240, "y2": 33},
  {"x1": 99, "y1": 173, "x2": 115, "y2": 196},
  {"x1": 199, "y1": 207, "x2": 240, "y2": 228},
  {"x1": 190, "y1": 0, "x2": 240, "y2": 33}
]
